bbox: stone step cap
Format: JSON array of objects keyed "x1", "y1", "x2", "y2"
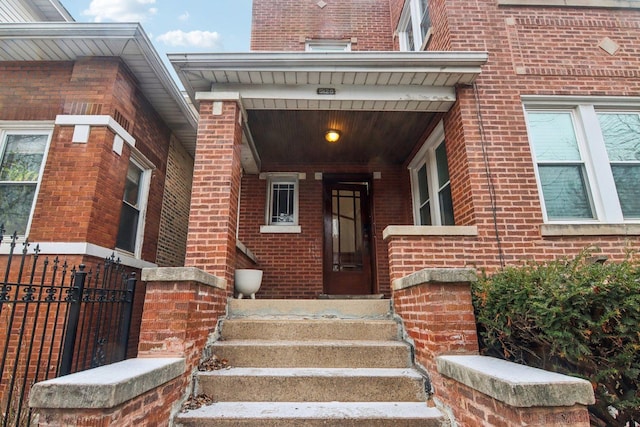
[
  {"x1": 177, "y1": 402, "x2": 445, "y2": 427},
  {"x1": 228, "y1": 299, "x2": 392, "y2": 319}
]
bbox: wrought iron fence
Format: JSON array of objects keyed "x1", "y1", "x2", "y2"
[{"x1": 0, "y1": 228, "x2": 137, "y2": 427}]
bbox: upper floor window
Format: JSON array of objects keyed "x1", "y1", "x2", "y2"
[
  {"x1": 525, "y1": 101, "x2": 640, "y2": 223},
  {"x1": 116, "y1": 158, "x2": 151, "y2": 256},
  {"x1": 398, "y1": 0, "x2": 431, "y2": 51},
  {"x1": 408, "y1": 122, "x2": 454, "y2": 225},
  {"x1": 0, "y1": 124, "x2": 52, "y2": 236},
  {"x1": 305, "y1": 39, "x2": 351, "y2": 52}
]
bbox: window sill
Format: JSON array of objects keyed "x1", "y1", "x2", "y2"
[
  {"x1": 541, "y1": 223, "x2": 640, "y2": 237},
  {"x1": 382, "y1": 225, "x2": 478, "y2": 240},
  {"x1": 497, "y1": 0, "x2": 639, "y2": 8},
  {"x1": 260, "y1": 225, "x2": 302, "y2": 234}
]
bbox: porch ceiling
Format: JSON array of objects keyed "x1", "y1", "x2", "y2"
[{"x1": 169, "y1": 51, "x2": 488, "y2": 169}]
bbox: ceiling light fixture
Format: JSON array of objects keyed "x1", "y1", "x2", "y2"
[{"x1": 325, "y1": 129, "x2": 341, "y2": 143}]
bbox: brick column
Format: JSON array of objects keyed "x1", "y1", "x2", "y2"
[
  {"x1": 391, "y1": 268, "x2": 479, "y2": 374},
  {"x1": 185, "y1": 100, "x2": 243, "y2": 290}
]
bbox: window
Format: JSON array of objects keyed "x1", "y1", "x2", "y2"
[
  {"x1": 305, "y1": 39, "x2": 351, "y2": 52},
  {"x1": 116, "y1": 159, "x2": 150, "y2": 256},
  {"x1": 398, "y1": 0, "x2": 431, "y2": 51},
  {"x1": 409, "y1": 122, "x2": 455, "y2": 226},
  {"x1": 525, "y1": 101, "x2": 640, "y2": 223},
  {"x1": 0, "y1": 126, "x2": 52, "y2": 236},
  {"x1": 265, "y1": 174, "x2": 299, "y2": 226}
]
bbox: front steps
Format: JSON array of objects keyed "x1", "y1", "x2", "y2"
[{"x1": 176, "y1": 299, "x2": 448, "y2": 427}]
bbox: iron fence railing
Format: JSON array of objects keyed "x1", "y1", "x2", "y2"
[{"x1": 0, "y1": 227, "x2": 137, "y2": 426}]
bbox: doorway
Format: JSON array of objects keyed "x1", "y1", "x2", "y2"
[{"x1": 323, "y1": 175, "x2": 374, "y2": 295}]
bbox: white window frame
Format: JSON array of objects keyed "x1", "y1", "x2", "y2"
[
  {"x1": 260, "y1": 173, "x2": 302, "y2": 233},
  {"x1": 0, "y1": 121, "x2": 53, "y2": 238},
  {"x1": 115, "y1": 153, "x2": 152, "y2": 258},
  {"x1": 408, "y1": 121, "x2": 453, "y2": 225},
  {"x1": 523, "y1": 97, "x2": 640, "y2": 224},
  {"x1": 305, "y1": 39, "x2": 351, "y2": 52},
  {"x1": 397, "y1": 0, "x2": 431, "y2": 51}
]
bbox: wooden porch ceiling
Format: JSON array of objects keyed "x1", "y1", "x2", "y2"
[{"x1": 248, "y1": 109, "x2": 437, "y2": 166}]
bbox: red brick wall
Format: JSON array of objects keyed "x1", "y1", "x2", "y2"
[
  {"x1": 251, "y1": 0, "x2": 395, "y2": 51},
  {"x1": 35, "y1": 375, "x2": 183, "y2": 427},
  {"x1": 435, "y1": 377, "x2": 591, "y2": 427},
  {"x1": 156, "y1": 135, "x2": 194, "y2": 267},
  {"x1": 0, "y1": 58, "x2": 176, "y2": 264},
  {"x1": 237, "y1": 164, "x2": 411, "y2": 298},
  {"x1": 185, "y1": 100, "x2": 242, "y2": 288}
]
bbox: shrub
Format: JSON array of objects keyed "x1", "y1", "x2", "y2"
[{"x1": 472, "y1": 250, "x2": 640, "y2": 427}]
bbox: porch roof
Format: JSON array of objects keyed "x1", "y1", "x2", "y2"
[
  {"x1": 0, "y1": 23, "x2": 198, "y2": 155},
  {"x1": 169, "y1": 51, "x2": 488, "y2": 171},
  {"x1": 170, "y1": 51, "x2": 488, "y2": 112}
]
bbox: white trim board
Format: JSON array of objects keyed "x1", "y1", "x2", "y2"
[{"x1": 0, "y1": 241, "x2": 157, "y2": 269}]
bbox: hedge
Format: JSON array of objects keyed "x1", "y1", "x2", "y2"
[{"x1": 472, "y1": 250, "x2": 640, "y2": 427}]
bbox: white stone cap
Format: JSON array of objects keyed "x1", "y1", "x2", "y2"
[
  {"x1": 436, "y1": 355, "x2": 595, "y2": 407},
  {"x1": 141, "y1": 266, "x2": 226, "y2": 290},
  {"x1": 393, "y1": 267, "x2": 477, "y2": 291},
  {"x1": 29, "y1": 358, "x2": 185, "y2": 409}
]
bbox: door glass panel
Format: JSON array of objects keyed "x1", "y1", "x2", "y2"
[{"x1": 332, "y1": 189, "x2": 363, "y2": 272}]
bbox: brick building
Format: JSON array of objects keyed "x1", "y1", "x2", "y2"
[
  {"x1": 0, "y1": 0, "x2": 197, "y2": 392},
  {"x1": 0, "y1": 0, "x2": 197, "y2": 270},
  {"x1": 173, "y1": 0, "x2": 640, "y2": 299}
]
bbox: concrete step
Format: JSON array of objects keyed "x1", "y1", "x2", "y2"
[
  {"x1": 220, "y1": 318, "x2": 400, "y2": 341},
  {"x1": 196, "y1": 368, "x2": 428, "y2": 402},
  {"x1": 176, "y1": 402, "x2": 447, "y2": 427},
  {"x1": 212, "y1": 339, "x2": 411, "y2": 368},
  {"x1": 228, "y1": 299, "x2": 392, "y2": 319}
]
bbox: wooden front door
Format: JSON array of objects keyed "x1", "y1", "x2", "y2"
[{"x1": 323, "y1": 177, "x2": 373, "y2": 295}]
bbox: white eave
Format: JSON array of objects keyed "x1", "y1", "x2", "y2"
[
  {"x1": 0, "y1": 22, "x2": 198, "y2": 156},
  {"x1": 26, "y1": 0, "x2": 74, "y2": 22},
  {"x1": 169, "y1": 51, "x2": 489, "y2": 112}
]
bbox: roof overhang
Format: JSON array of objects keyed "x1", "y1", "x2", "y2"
[
  {"x1": 26, "y1": 0, "x2": 74, "y2": 22},
  {"x1": 169, "y1": 51, "x2": 487, "y2": 172},
  {"x1": 0, "y1": 23, "x2": 198, "y2": 156},
  {"x1": 169, "y1": 51, "x2": 488, "y2": 112}
]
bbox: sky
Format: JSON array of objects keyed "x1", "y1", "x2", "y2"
[{"x1": 60, "y1": 0, "x2": 253, "y2": 54}]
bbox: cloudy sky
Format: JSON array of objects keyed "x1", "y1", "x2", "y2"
[{"x1": 60, "y1": 0, "x2": 253, "y2": 52}]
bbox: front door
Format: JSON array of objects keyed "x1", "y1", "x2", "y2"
[{"x1": 323, "y1": 177, "x2": 373, "y2": 295}]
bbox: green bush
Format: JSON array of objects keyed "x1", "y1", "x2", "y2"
[{"x1": 472, "y1": 250, "x2": 640, "y2": 427}]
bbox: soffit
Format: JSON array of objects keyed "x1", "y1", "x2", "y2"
[
  {"x1": 170, "y1": 51, "x2": 488, "y2": 112},
  {"x1": 0, "y1": 23, "x2": 198, "y2": 156},
  {"x1": 26, "y1": 0, "x2": 74, "y2": 21},
  {"x1": 170, "y1": 51, "x2": 487, "y2": 170}
]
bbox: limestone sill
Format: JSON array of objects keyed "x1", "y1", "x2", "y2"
[
  {"x1": 392, "y1": 267, "x2": 477, "y2": 291},
  {"x1": 382, "y1": 225, "x2": 478, "y2": 241},
  {"x1": 141, "y1": 267, "x2": 226, "y2": 290},
  {"x1": 541, "y1": 223, "x2": 640, "y2": 237},
  {"x1": 436, "y1": 355, "x2": 595, "y2": 408},
  {"x1": 29, "y1": 358, "x2": 185, "y2": 409}
]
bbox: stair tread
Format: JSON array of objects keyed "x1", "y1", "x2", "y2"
[
  {"x1": 178, "y1": 401, "x2": 443, "y2": 420},
  {"x1": 198, "y1": 367, "x2": 423, "y2": 378},
  {"x1": 214, "y1": 339, "x2": 407, "y2": 346}
]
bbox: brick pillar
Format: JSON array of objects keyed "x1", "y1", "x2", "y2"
[{"x1": 185, "y1": 100, "x2": 243, "y2": 290}]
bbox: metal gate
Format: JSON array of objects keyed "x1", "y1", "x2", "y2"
[{"x1": 0, "y1": 231, "x2": 137, "y2": 426}]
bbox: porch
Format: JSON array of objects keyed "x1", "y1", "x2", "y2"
[{"x1": 170, "y1": 51, "x2": 489, "y2": 298}]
